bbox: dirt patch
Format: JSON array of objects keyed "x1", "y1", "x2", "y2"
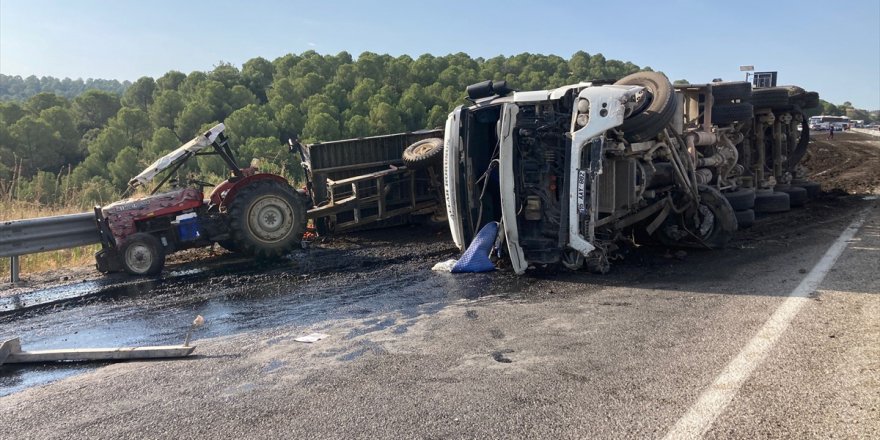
[{"x1": 801, "y1": 131, "x2": 880, "y2": 195}]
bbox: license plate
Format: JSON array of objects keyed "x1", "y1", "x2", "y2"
[{"x1": 577, "y1": 170, "x2": 587, "y2": 214}]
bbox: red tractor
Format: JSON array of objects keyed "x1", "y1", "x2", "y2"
[{"x1": 94, "y1": 123, "x2": 309, "y2": 275}]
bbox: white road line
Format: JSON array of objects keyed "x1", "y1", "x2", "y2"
[{"x1": 662, "y1": 209, "x2": 870, "y2": 440}]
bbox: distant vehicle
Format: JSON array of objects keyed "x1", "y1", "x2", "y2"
[{"x1": 809, "y1": 115, "x2": 850, "y2": 131}]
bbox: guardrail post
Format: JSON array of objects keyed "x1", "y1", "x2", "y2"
[{"x1": 10, "y1": 256, "x2": 20, "y2": 284}]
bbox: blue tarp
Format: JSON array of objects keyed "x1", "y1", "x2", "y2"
[{"x1": 451, "y1": 221, "x2": 498, "y2": 273}]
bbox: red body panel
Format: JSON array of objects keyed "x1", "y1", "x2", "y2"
[
  {"x1": 209, "y1": 172, "x2": 289, "y2": 209},
  {"x1": 101, "y1": 187, "x2": 203, "y2": 245}
]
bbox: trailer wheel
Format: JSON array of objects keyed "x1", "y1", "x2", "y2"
[
  {"x1": 403, "y1": 138, "x2": 444, "y2": 170},
  {"x1": 228, "y1": 180, "x2": 307, "y2": 259},
  {"x1": 752, "y1": 88, "x2": 790, "y2": 109},
  {"x1": 735, "y1": 209, "x2": 755, "y2": 229},
  {"x1": 722, "y1": 187, "x2": 756, "y2": 211},
  {"x1": 775, "y1": 185, "x2": 808, "y2": 207},
  {"x1": 712, "y1": 81, "x2": 752, "y2": 103},
  {"x1": 802, "y1": 92, "x2": 820, "y2": 109},
  {"x1": 792, "y1": 180, "x2": 821, "y2": 198},
  {"x1": 712, "y1": 103, "x2": 754, "y2": 125},
  {"x1": 120, "y1": 233, "x2": 165, "y2": 276},
  {"x1": 754, "y1": 190, "x2": 790, "y2": 213},
  {"x1": 614, "y1": 72, "x2": 676, "y2": 142}
]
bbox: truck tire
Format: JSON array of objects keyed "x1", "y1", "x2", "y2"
[
  {"x1": 712, "y1": 103, "x2": 754, "y2": 125},
  {"x1": 658, "y1": 186, "x2": 738, "y2": 249},
  {"x1": 228, "y1": 180, "x2": 307, "y2": 259},
  {"x1": 775, "y1": 185, "x2": 808, "y2": 207},
  {"x1": 735, "y1": 209, "x2": 755, "y2": 229},
  {"x1": 754, "y1": 190, "x2": 790, "y2": 213},
  {"x1": 712, "y1": 81, "x2": 752, "y2": 103},
  {"x1": 614, "y1": 72, "x2": 676, "y2": 143},
  {"x1": 722, "y1": 187, "x2": 756, "y2": 211},
  {"x1": 752, "y1": 88, "x2": 790, "y2": 109},
  {"x1": 802, "y1": 92, "x2": 820, "y2": 109},
  {"x1": 403, "y1": 138, "x2": 444, "y2": 170},
  {"x1": 792, "y1": 179, "x2": 821, "y2": 198},
  {"x1": 120, "y1": 232, "x2": 165, "y2": 276}
]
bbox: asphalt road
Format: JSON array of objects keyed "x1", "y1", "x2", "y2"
[{"x1": 1, "y1": 136, "x2": 878, "y2": 439}]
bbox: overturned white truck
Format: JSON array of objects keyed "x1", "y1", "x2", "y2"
[{"x1": 441, "y1": 74, "x2": 818, "y2": 274}]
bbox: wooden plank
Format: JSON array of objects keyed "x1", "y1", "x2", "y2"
[
  {"x1": 0, "y1": 338, "x2": 22, "y2": 366},
  {"x1": 4, "y1": 345, "x2": 195, "y2": 364}
]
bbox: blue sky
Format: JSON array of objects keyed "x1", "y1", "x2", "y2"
[{"x1": 1, "y1": 0, "x2": 878, "y2": 109}]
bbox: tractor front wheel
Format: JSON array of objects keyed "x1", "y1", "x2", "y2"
[{"x1": 120, "y1": 233, "x2": 165, "y2": 275}]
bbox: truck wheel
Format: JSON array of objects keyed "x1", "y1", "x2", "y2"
[
  {"x1": 735, "y1": 209, "x2": 755, "y2": 229},
  {"x1": 722, "y1": 187, "x2": 756, "y2": 211},
  {"x1": 712, "y1": 81, "x2": 752, "y2": 103},
  {"x1": 403, "y1": 138, "x2": 444, "y2": 170},
  {"x1": 754, "y1": 190, "x2": 790, "y2": 213},
  {"x1": 658, "y1": 186, "x2": 738, "y2": 249},
  {"x1": 775, "y1": 185, "x2": 808, "y2": 207},
  {"x1": 614, "y1": 72, "x2": 676, "y2": 143},
  {"x1": 120, "y1": 233, "x2": 165, "y2": 276},
  {"x1": 712, "y1": 103, "x2": 754, "y2": 125},
  {"x1": 752, "y1": 88, "x2": 790, "y2": 109},
  {"x1": 228, "y1": 180, "x2": 307, "y2": 259},
  {"x1": 802, "y1": 92, "x2": 820, "y2": 109},
  {"x1": 792, "y1": 180, "x2": 821, "y2": 198}
]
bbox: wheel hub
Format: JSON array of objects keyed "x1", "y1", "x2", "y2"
[
  {"x1": 125, "y1": 244, "x2": 153, "y2": 274},
  {"x1": 248, "y1": 196, "x2": 295, "y2": 243}
]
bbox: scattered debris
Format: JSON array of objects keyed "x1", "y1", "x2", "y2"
[
  {"x1": 431, "y1": 259, "x2": 458, "y2": 272},
  {"x1": 294, "y1": 333, "x2": 329, "y2": 343},
  {"x1": 1, "y1": 337, "x2": 194, "y2": 365},
  {"x1": 184, "y1": 314, "x2": 206, "y2": 347}
]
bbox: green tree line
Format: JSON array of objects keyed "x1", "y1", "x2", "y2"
[
  {"x1": 0, "y1": 74, "x2": 130, "y2": 101},
  {"x1": 0, "y1": 50, "x2": 648, "y2": 208}
]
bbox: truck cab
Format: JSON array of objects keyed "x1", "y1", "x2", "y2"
[{"x1": 444, "y1": 74, "x2": 743, "y2": 274}]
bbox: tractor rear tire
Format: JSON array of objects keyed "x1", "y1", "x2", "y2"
[
  {"x1": 403, "y1": 138, "x2": 444, "y2": 170},
  {"x1": 120, "y1": 232, "x2": 165, "y2": 276},
  {"x1": 228, "y1": 180, "x2": 307, "y2": 259},
  {"x1": 614, "y1": 72, "x2": 676, "y2": 143}
]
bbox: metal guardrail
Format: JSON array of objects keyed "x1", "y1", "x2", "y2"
[{"x1": 1, "y1": 212, "x2": 100, "y2": 283}]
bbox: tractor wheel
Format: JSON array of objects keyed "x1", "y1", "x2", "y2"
[
  {"x1": 228, "y1": 180, "x2": 307, "y2": 259},
  {"x1": 120, "y1": 232, "x2": 165, "y2": 276},
  {"x1": 614, "y1": 71, "x2": 676, "y2": 142},
  {"x1": 403, "y1": 138, "x2": 444, "y2": 170}
]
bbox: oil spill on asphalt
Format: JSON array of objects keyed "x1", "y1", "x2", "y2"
[{"x1": 0, "y1": 228, "x2": 526, "y2": 396}]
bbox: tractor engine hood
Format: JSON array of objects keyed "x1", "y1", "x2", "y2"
[{"x1": 129, "y1": 123, "x2": 226, "y2": 188}]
